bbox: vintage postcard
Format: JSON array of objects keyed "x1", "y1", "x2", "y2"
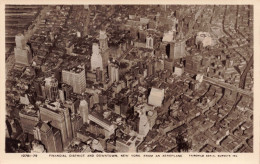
[{"x1": 0, "y1": 0, "x2": 259, "y2": 164}]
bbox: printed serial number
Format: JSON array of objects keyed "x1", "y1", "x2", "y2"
[{"x1": 21, "y1": 154, "x2": 38, "y2": 157}]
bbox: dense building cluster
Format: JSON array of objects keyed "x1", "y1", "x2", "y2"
[{"x1": 5, "y1": 5, "x2": 253, "y2": 153}]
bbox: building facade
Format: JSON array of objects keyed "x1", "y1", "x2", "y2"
[
  {"x1": 39, "y1": 103, "x2": 73, "y2": 148},
  {"x1": 14, "y1": 34, "x2": 32, "y2": 66},
  {"x1": 33, "y1": 122, "x2": 63, "y2": 152},
  {"x1": 62, "y1": 65, "x2": 86, "y2": 94}
]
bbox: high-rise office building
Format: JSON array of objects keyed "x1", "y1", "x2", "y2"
[
  {"x1": 154, "y1": 59, "x2": 164, "y2": 72},
  {"x1": 91, "y1": 43, "x2": 103, "y2": 71},
  {"x1": 14, "y1": 33, "x2": 32, "y2": 66},
  {"x1": 79, "y1": 100, "x2": 89, "y2": 123},
  {"x1": 108, "y1": 62, "x2": 112, "y2": 81},
  {"x1": 138, "y1": 30, "x2": 146, "y2": 42},
  {"x1": 61, "y1": 83, "x2": 73, "y2": 100},
  {"x1": 164, "y1": 58, "x2": 174, "y2": 72},
  {"x1": 137, "y1": 111, "x2": 150, "y2": 136},
  {"x1": 184, "y1": 55, "x2": 202, "y2": 74},
  {"x1": 39, "y1": 102, "x2": 73, "y2": 147},
  {"x1": 99, "y1": 30, "x2": 108, "y2": 52},
  {"x1": 58, "y1": 89, "x2": 65, "y2": 102},
  {"x1": 19, "y1": 106, "x2": 40, "y2": 135},
  {"x1": 33, "y1": 78, "x2": 45, "y2": 99},
  {"x1": 96, "y1": 67, "x2": 102, "y2": 82},
  {"x1": 40, "y1": 81, "x2": 46, "y2": 99},
  {"x1": 82, "y1": 7, "x2": 90, "y2": 37},
  {"x1": 108, "y1": 63, "x2": 119, "y2": 83},
  {"x1": 62, "y1": 65, "x2": 86, "y2": 94},
  {"x1": 63, "y1": 98, "x2": 79, "y2": 115},
  {"x1": 147, "y1": 60, "x2": 155, "y2": 76},
  {"x1": 88, "y1": 111, "x2": 116, "y2": 138},
  {"x1": 169, "y1": 40, "x2": 186, "y2": 60},
  {"x1": 147, "y1": 110, "x2": 157, "y2": 129},
  {"x1": 71, "y1": 115, "x2": 83, "y2": 138},
  {"x1": 44, "y1": 75, "x2": 59, "y2": 101},
  {"x1": 148, "y1": 87, "x2": 164, "y2": 107},
  {"x1": 90, "y1": 30, "x2": 109, "y2": 82},
  {"x1": 130, "y1": 27, "x2": 138, "y2": 40},
  {"x1": 15, "y1": 33, "x2": 26, "y2": 49},
  {"x1": 116, "y1": 135, "x2": 137, "y2": 152},
  {"x1": 146, "y1": 35, "x2": 154, "y2": 49},
  {"x1": 33, "y1": 121, "x2": 63, "y2": 152}
]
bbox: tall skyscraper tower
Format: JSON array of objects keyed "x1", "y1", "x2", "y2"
[
  {"x1": 82, "y1": 5, "x2": 90, "y2": 37},
  {"x1": 108, "y1": 62, "x2": 119, "y2": 83},
  {"x1": 33, "y1": 78, "x2": 46, "y2": 99},
  {"x1": 19, "y1": 106, "x2": 40, "y2": 135},
  {"x1": 44, "y1": 75, "x2": 59, "y2": 101},
  {"x1": 61, "y1": 83, "x2": 73, "y2": 100},
  {"x1": 146, "y1": 35, "x2": 154, "y2": 49},
  {"x1": 33, "y1": 121, "x2": 63, "y2": 152},
  {"x1": 62, "y1": 65, "x2": 86, "y2": 94},
  {"x1": 14, "y1": 33, "x2": 32, "y2": 66},
  {"x1": 184, "y1": 55, "x2": 202, "y2": 74},
  {"x1": 39, "y1": 102, "x2": 73, "y2": 148},
  {"x1": 91, "y1": 43, "x2": 103, "y2": 71},
  {"x1": 137, "y1": 111, "x2": 150, "y2": 136},
  {"x1": 96, "y1": 67, "x2": 102, "y2": 82},
  {"x1": 99, "y1": 30, "x2": 108, "y2": 52},
  {"x1": 169, "y1": 40, "x2": 186, "y2": 60},
  {"x1": 79, "y1": 99, "x2": 89, "y2": 123}
]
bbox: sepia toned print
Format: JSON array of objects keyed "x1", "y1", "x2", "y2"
[{"x1": 5, "y1": 5, "x2": 253, "y2": 153}]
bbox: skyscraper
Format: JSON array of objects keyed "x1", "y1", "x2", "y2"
[
  {"x1": 61, "y1": 83, "x2": 73, "y2": 100},
  {"x1": 169, "y1": 40, "x2": 186, "y2": 60},
  {"x1": 146, "y1": 35, "x2": 154, "y2": 49},
  {"x1": 99, "y1": 30, "x2": 108, "y2": 52},
  {"x1": 39, "y1": 102, "x2": 73, "y2": 148},
  {"x1": 96, "y1": 67, "x2": 102, "y2": 82},
  {"x1": 33, "y1": 78, "x2": 45, "y2": 99},
  {"x1": 44, "y1": 75, "x2": 59, "y2": 101},
  {"x1": 79, "y1": 99, "x2": 89, "y2": 123},
  {"x1": 71, "y1": 115, "x2": 83, "y2": 138},
  {"x1": 109, "y1": 62, "x2": 119, "y2": 83},
  {"x1": 148, "y1": 87, "x2": 164, "y2": 107},
  {"x1": 91, "y1": 43, "x2": 103, "y2": 71},
  {"x1": 58, "y1": 89, "x2": 65, "y2": 102},
  {"x1": 14, "y1": 33, "x2": 32, "y2": 66},
  {"x1": 164, "y1": 58, "x2": 174, "y2": 72},
  {"x1": 147, "y1": 60, "x2": 155, "y2": 76},
  {"x1": 137, "y1": 111, "x2": 150, "y2": 136},
  {"x1": 88, "y1": 111, "x2": 116, "y2": 138},
  {"x1": 62, "y1": 65, "x2": 86, "y2": 94},
  {"x1": 19, "y1": 106, "x2": 40, "y2": 135},
  {"x1": 33, "y1": 121, "x2": 63, "y2": 152},
  {"x1": 184, "y1": 55, "x2": 202, "y2": 74},
  {"x1": 82, "y1": 6, "x2": 90, "y2": 37}
]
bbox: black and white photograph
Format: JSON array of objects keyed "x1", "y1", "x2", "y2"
[{"x1": 3, "y1": 3, "x2": 257, "y2": 157}]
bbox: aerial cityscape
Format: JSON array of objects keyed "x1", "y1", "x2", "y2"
[{"x1": 5, "y1": 5, "x2": 253, "y2": 153}]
